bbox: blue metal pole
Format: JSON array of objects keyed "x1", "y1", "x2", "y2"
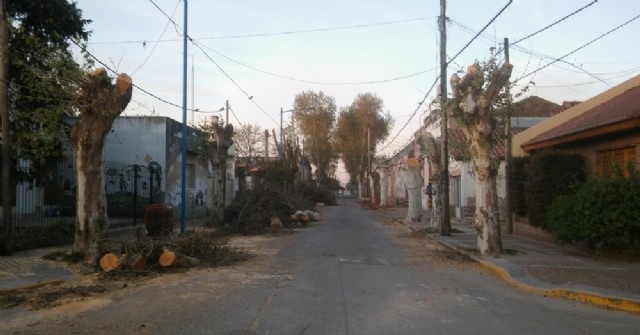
[{"x1": 180, "y1": 0, "x2": 188, "y2": 234}]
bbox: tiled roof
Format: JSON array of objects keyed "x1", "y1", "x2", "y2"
[
  {"x1": 525, "y1": 85, "x2": 640, "y2": 146},
  {"x1": 512, "y1": 96, "x2": 561, "y2": 117}
]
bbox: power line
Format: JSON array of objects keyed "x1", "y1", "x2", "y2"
[
  {"x1": 504, "y1": 0, "x2": 599, "y2": 50},
  {"x1": 74, "y1": 40, "x2": 223, "y2": 114},
  {"x1": 377, "y1": 76, "x2": 439, "y2": 153},
  {"x1": 517, "y1": 13, "x2": 640, "y2": 81},
  {"x1": 145, "y1": 1, "x2": 279, "y2": 125},
  {"x1": 449, "y1": 17, "x2": 615, "y2": 86},
  {"x1": 447, "y1": 0, "x2": 513, "y2": 65},
  {"x1": 132, "y1": 0, "x2": 181, "y2": 75},
  {"x1": 87, "y1": 17, "x2": 432, "y2": 45},
  {"x1": 196, "y1": 42, "x2": 432, "y2": 85}
]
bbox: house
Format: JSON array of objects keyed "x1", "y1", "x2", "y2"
[
  {"x1": 46, "y1": 116, "x2": 233, "y2": 220},
  {"x1": 513, "y1": 74, "x2": 640, "y2": 177},
  {"x1": 418, "y1": 96, "x2": 563, "y2": 219}
]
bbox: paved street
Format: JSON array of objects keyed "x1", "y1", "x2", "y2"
[{"x1": 3, "y1": 199, "x2": 639, "y2": 334}]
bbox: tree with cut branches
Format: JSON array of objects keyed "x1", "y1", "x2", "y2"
[
  {"x1": 449, "y1": 59, "x2": 513, "y2": 255},
  {"x1": 71, "y1": 68, "x2": 133, "y2": 264}
]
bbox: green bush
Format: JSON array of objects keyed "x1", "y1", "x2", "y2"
[
  {"x1": 550, "y1": 171, "x2": 640, "y2": 252},
  {"x1": 524, "y1": 150, "x2": 586, "y2": 228},
  {"x1": 509, "y1": 156, "x2": 528, "y2": 217}
]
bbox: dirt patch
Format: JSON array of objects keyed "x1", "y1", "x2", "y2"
[{"x1": 0, "y1": 232, "x2": 289, "y2": 311}]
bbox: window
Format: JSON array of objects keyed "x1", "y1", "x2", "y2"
[{"x1": 596, "y1": 146, "x2": 636, "y2": 178}]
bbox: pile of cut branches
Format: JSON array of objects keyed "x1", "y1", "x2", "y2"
[{"x1": 98, "y1": 230, "x2": 248, "y2": 273}]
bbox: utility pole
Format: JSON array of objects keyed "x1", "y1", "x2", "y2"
[
  {"x1": 264, "y1": 129, "x2": 269, "y2": 160},
  {"x1": 504, "y1": 37, "x2": 513, "y2": 234},
  {"x1": 191, "y1": 55, "x2": 194, "y2": 126},
  {"x1": 439, "y1": 0, "x2": 451, "y2": 236},
  {"x1": 225, "y1": 100, "x2": 229, "y2": 126},
  {"x1": 0, "y1": 0, "x2": 11, "y2": 254},
  {"x1": 180, "y1": 0, "x2": 188, "y2": 233}
]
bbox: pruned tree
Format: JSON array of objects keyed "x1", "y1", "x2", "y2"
[
  {"x1": 449, "y1": 60, "x2": 513, "y2": 255},
  {"x1": 206, "y1": 119, "x2": 234, "y2": 224},
  {"x1": 405, "y1": 156, "x2": 423, "y2": 223},
  {"x1": 293, "y1": 91, "x2": 337, "y2": 184},
  {"x1": 335, "y1": 93, "x2": 392, "y2": 198},
  {"x1": 70, "y1": 68, "x2": 133, "y2": 264},
  {"x1": 419, "y1": 129, "x2": 442, "y2": 230}
]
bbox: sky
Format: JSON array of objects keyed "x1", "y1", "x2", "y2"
[{"x1": 75, "y1": 0, "x2": 640, "y2": 158}]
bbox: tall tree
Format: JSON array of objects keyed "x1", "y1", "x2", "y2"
[
  {"x1": 71, "y1": 68, "x2": 132, "y2": 264},
  {"x1": 449, "y1": 60, "x2": 513, "y2": 255},
  {"x1": 293, "y1": 91, "x2": 337, "y2": 184},
  {"x1": 234, "y1": 123, "x2": 264, "y2": 159},
  {"x1": 335, "y1": 93, "x2": 392, "y2": 198},
  {"x1": 7, "y1": 0, "x2": 90, "y2": 166}
]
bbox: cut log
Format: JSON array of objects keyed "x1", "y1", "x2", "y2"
[
  {"x1": 129, "y1": 254, "x2": 146, "y2": 271},
  {"x1": 159, "y1": 249, "x2": 176, "y2": 267},
  {"x1": 99, "y1": 253, "x2": 119, "y2": 272},
  {"x1": 159, "y1": 248, "x2": 200, "y2": 267}
]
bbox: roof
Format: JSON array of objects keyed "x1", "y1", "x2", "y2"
[
  {"x1": 512, "y1": 96, "x2": 561, "y2": 117},
  {"x1": 513, "y1": 74, "x2": 640, "y2": 156},
  {"x1": 523, "y1": 84, "x2": 640, "y2": 150}
]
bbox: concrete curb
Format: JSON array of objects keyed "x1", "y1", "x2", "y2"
[{"x1": 434, "y1": 237, "x2": 640, "y2": 314}]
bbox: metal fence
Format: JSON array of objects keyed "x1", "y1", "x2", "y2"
[{"x1": 1, "y1": 156, "x2": 163, "y2": 251}]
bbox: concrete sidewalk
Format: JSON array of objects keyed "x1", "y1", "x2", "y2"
[{"x1": 379, "y1": 205, "x2": 640, "y2": 314}]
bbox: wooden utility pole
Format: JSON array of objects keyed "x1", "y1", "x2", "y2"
[
  {"x1": 504, "y1": 37, "x2": 513, "y2": 234},
  {"x1": 439, "y1": 0, "x2": 451, "y2": 236},
  {"x1": 0, "y1": 0, "x2": 12, "y2": 254}
]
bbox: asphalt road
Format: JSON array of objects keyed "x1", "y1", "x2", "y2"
[{"x1": 5, "y1": 199, "x2": 640, "y2": 334}]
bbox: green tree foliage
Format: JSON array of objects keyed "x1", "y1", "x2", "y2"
[
  {"x1": 335, "y1": 93, "x2": 392, "y2": 188},
  {"x1": 550, "y1": 169, "x2": 640, "y2": 252},
  {"x1": 524, "y1": 150, "x2": 586, "y2": 228},
  {"x1": 293, "y1": 91, "x2": 337, "y2": 183},
  {"x1": 7, "y1": 0, "x2": 90, "y2": 170}
]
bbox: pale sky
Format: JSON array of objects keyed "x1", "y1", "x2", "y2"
[{"x1": 75, "y1": 0, "x2": 640, "y2": 157}]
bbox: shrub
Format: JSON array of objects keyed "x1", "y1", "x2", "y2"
[
  {"x1": 524, "y1": 150, "x2": 586, "y2": 228},
  {"x1": 509, "y1": 156, "x2": 528, "y2": 217},
  {"x1": 550, "y1": 170, "x2": 640, "y2": 252}
]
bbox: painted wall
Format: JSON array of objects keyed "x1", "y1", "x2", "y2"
[{"x1": 103, "y1": 117, "x2": 212, "y2": 218}]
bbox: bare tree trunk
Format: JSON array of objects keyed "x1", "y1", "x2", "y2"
[
  {"x1": 472, "y1": 149, "x2": 502, "y2": 255},
  {"x1": 419, "y1": 131, "x2": 442, "y2": 230},
  {"x1": 356, "y1": 174, "x2": 364, "y2": 200},
  {"x1": 371, "y1": 172, "x2": 380, "y2": 207},
  {"x1": 405, "y1": 158, "x2": 422, "y2": 223},
  {"x1": 379, "y1": 167, "x2": 388, "y2": 207},
  {"x1": 71, "y1": 68, "x2": 133, "y2": 264}
]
